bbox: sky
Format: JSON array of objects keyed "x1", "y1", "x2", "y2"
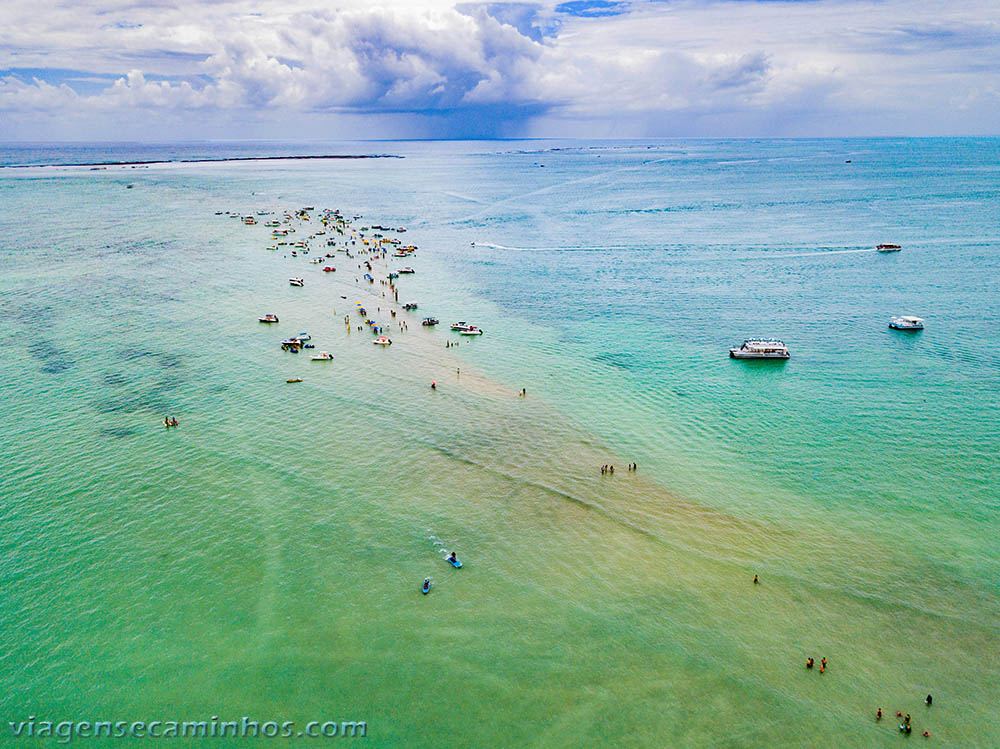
[{"x1": 1, "y1": 0, "x2": 998, "y2": 140}]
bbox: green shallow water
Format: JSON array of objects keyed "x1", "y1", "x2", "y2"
[{"x1": 1, "y1": 140, "x2": 998, "y2": 746}]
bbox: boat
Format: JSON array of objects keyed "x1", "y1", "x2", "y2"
[
  {"x1": 296, "y1": 333, "x2": 311, "y2": 340},
  {"x1": 286, "y1": 377, "x2": 303, "y2": 383},
  {"x1": 422, "y1": 317, "x2": 439, "y2": 326},
  {"x1": 449, "y1": 321, "x2": 484, "y2": 335},
  {"x1": 289, "y1": 278, "x2": 304, "y2": 287},
  {"x1": 310, "y1": 258, "x2": 322, "y2": 264},
  {"x1": 402, "y1": 302, "x2": 418, "y2": 310},
  {"x1": 322, "y1": 266, "x2": 336, "y2": 272},
  {"x1": 397, "y1": 267, "x2": 415, "y2": 274},
  {"x1": 373, "y1": 336, "x2": 392, "y2": 345},
  {"x1": 258, "y1": 314, "x2": 279, "y2": 323},
  {"x1": 729, "y1": 339, "x2": 790, "y2": 359},
  {"x1": 877, "y1": 244, "x2": 902, "y2": 252},
  {"x1": 311, "y1": 352, "x2": 334, "y2": 360},
  {"x1": 889, "y1": 315, "x2": 924, "y2": 330}
]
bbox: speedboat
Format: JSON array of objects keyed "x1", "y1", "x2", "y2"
[
  {"x1": 450, "y1": 321, "x2": 471, "y2": 332},
  {"x1": 258, "y1": 314, "x2": 279, "y2": 323},
  {"x1": 460, "y1": 326, "x2": 483, "y2": 336},
  {"x1": 286, "y1": 377, "x2": 303, "y2": 383},
  {"x1": 397, "y1": 267, "x2": 415, "y2": 274},
  {"x1": 889, "y1": 315, "x2": 924, "y2": 330},
  {"x1": 877, "y1": 244, "x2": 902, "y2": 252},
  {"x1": 729, "y1": 339, "x2": 789, "y2": 359},
  {"x1": 373, "y1": 335, "x2": 392, "y2": 345},
  {"x1": 297, "y1": 333, "x2": 311, "y2": 340},
  {"x1": 311, "y1": 352, "x2": 334, "y2": 360},
  {"x1": 289, "y1": 278, "x2": 304, "y2": 287},
  {"x1": 422, "y1": 317, "x2": 439, "y2": 326},
  {"x1": 402, "y1": 302, "x2": 418, "y2": 310}
]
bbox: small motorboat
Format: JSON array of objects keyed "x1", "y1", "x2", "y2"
[
  {"x1": 310, "y1": 258, "x2": 322, "y2": 264},
  {"x1": 258, "y1": 314, "x2": 279, "y2": 323},
  {"x1": 450, "y1": 321, "x2": 471, "y2": 332},
  {"x1": 296, "y1": 333, "x2": 311, "y2": 340},
  {"x1": 877, "y1": 243, "x2": 902, "y2": 252},
  {"x1": 421, "y1": 578, "x2": 431, "y2": 595},
  {"x1": 322, "y1": 266, "x2": 336, "y2": 272},
  {"x1": 303, "y1": 343, "x2": 315, "y2": 349},
  {"x1": 422, "y1": 317, "x2": 439, "y2": 326},
  {"x1": 459, "y1": 326, "x2": 484, "y2": 336},
  {"x1": 889, "y1": 315, "x2": 924, "y2": 330},
  {"x1": 289, "y1": 278, "x2": 304, "y2": 287},
  {"x1": 729, "y1": 339, "x2": 789, "y2": 359},
  {"x1": 373, "y1": 335, "x2": 392, "y2": 346},
  {"x1": 311, "y1": 352, "x2": 333, "y2": 360},
  {"x1": 286, "y1": 377, "x2": 303, "y2": 383},
  {"x1": 397, "y1": 267, "x2": 415, "y2": 274},
  {"x1": 402, "y1": 302, "x2": 418, "y2": 310}
]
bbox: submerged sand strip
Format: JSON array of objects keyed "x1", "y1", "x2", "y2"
[{"x1": 1, "y1": 154, "x2": 401, "y2": 169}]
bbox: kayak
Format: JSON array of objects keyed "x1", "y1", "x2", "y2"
[{"x1": 446, "y1": 558, "x2": 462, "y2": 568}]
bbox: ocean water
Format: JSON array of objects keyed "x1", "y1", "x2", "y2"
[{"x1": 1, "y1": 139, "x2": 998, "y2": 747}]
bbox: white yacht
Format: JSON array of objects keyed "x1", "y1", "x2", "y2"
[
  {"x1": 889, "y1": 315, "x2": 924, "y2": 330},
  {"x1": 310, "y1": 352, "x2": 334, "y2": 360},
  {"x1": 729, "y1": 339, "x2": 790, "y2": 359},
  {"x1": 289, "y1": 277, "x2": 304, "y2": 287}
]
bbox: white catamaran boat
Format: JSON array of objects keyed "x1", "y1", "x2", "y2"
[
  {"x1": 729, "y1": 338, "x2": 790, "y2": 359},
  {"x1": 889, "y1": 315, "x2": 924, "y2": 330}
]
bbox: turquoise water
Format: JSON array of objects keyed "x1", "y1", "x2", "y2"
[{"x1": 1, "y1": 139, "x2": 998, "y2": 746}]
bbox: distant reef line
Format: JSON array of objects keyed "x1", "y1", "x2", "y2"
[{"x1": 1, "y1": 154, "x2": 403, "y2": 169}]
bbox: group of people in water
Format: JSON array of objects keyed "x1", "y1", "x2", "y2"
[
  {"x1": 875, "y1": 697, "x2": 932, "y2": 736},
  {"x1": 805, "y1": 656, "x2": 828, "y2": 674},
  {"x1": 162, "y1": 416, "x2": 179, "y2": 427},
  {"x1": 600, "y1": 462, "x2": 636, "y2": 475}
]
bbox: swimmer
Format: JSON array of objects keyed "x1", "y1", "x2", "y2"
[
  {"x1": 430, "y1": 381, "x2": 436, "y2": 390},
  {"x1": 753, "y1": 575, "x2": 759, "y2": 584},
  {"x1": 806, "y1": 658, "x2": 814, "y2": 669},
  {"x1": 904, "y1": 714, "x2": 911, "y2": 725},
  {"x1": 922, "y1": 732, "x2": 929, "y2": 738},
  {"x1": 447, "y1": 551, "x2": 458, "y2": 564}
]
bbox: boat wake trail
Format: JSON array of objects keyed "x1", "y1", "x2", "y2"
[
  {"x1": 748, "y1": 247, "x2": 881, "y2": 259},
  {"x1": 473, "y1": 242, "x2": 634, "y2": 252}
]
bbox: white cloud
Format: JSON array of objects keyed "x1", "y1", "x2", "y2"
[{"x1": 0, "y1": 0, "x2": 998, "y2": 137}]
